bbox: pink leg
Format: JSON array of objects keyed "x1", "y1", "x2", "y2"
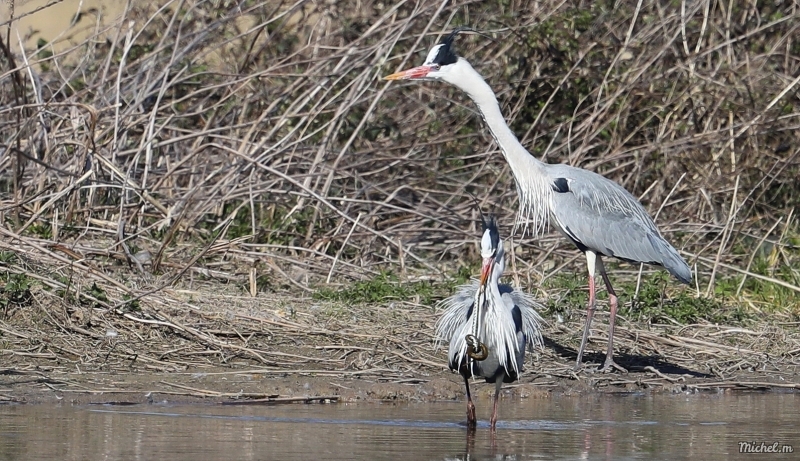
[
  {"x1": 598, "y1": 266, "x2": 627, "y2": 373},
  {"x1": 574, "y1": 273, "x2": 597, "y2": 370},
  {"x1": 490, "y1": 380, "x2": 502, "y2": 429},
  {"x1": 463, "y1": 374, "x2": 476, "y2": 427}
]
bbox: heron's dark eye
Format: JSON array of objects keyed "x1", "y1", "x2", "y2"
[{"x1": 431, "y1": 64, "x2": 441, "y2": 71}]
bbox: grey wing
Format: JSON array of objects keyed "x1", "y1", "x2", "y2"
[
  {"x1": 501, "y1": 287, "x2": 545, "y2": 351},
  {"x1": 500, "y1": 289, "x2": 544, "y2": 378},
  {"x1": 547, "y1": 165, "x2": 691, "y2": 283}
]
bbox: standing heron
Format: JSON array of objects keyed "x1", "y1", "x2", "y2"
[
  {"x1": 386, "y1": 29, "x2": 692, "y2": 372},
  {"x1": 436, "y1": 214, "x2": 544, "y2": 429}
]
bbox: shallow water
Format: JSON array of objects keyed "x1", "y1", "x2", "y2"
[{"x1": 1, "y1": 392, "x2": 798, "y2": 460}]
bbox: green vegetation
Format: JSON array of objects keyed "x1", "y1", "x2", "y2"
[
  {"x1": 543, "y1": 262, "x2": 798, "y2": 326},
  {"x1": 35, "y1": 38, "x2": 53, "y2": 72},
  {"x1": 543, "y1": 273, "x2": 588, "y2": 318},
  {"x1": 314, "y1": 267, "x2": 472, "y2": 306},
  {"x1": 87, "y1": 282, "x2": 110, "y2": 308},
  {"x1": 0, "y1": 252, "x2": 32, "y2": 314},
  {"x1": 26, "y1": 223, "x2": 53, "y2": 239},
  {"x1": 38, "y1": 272, "x2": 120, "y2": 311},
  {"x1": 314, "y1": 271, "x2": 438, "y2": 305},
  {"x1": 732, "y1": 249, "x2": 800, "y2": 312},
  {"x1": 623, "y1": 273, "x2": 748, "y2": 325}
]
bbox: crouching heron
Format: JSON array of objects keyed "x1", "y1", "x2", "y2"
[{"x1": 436, "y1": 214, "x2": 544, "y2": 429}]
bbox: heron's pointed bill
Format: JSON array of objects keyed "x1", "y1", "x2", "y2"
[
  {"x1": 383, "y1": 65, "x2": 434, "y2": 81},
  {"x1": 479, "y1": 257, "x2": 493, "y2": 289}
]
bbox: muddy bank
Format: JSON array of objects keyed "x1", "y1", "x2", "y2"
[
  {"x1": 3, "y1": 361, "x2": 798, "y2": 407},
  {"x1": 2, "y1": 285, "x2": 798, "y2": 406}
]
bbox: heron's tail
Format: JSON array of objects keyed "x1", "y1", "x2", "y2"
[{"x1": 662, "y1": 246, "x2": 692, "y2": 284}]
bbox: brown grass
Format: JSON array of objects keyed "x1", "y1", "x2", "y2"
[{"x1": 0, "y1": 0, "x2": 799, "y2": 386}]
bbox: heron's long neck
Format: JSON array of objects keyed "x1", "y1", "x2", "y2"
[
  {"x1": 457, "y1": 67, "x2": 552, "y2": 236},
  {"x1": 489, "y1": 267, "x2": 503, "y2": 312},
  {"x1": 469, "y1": 87, "x2": 540, "y2": 170}
]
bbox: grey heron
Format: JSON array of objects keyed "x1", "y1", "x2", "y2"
[
  {"x1": 386, "y1": 29, "x2": 692, "y2": 372},
  {"x1": 436, "y1": 214, "x2": 544, "y2": 429}
]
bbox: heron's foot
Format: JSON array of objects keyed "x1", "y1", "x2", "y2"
[
  {"x1": 599, "y1": 357, "x2": 628, "y2": 374},
  {"x1": 466, "y1": 401, "x2": 477, "y2": 428}
]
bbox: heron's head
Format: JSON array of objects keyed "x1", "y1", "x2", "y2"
[
  {"x1": 383, "y1": 29, "x2": 476, "y2": 86},
  {"x1": 478, "y1": 214, "x2": 503, "y2": 287}
]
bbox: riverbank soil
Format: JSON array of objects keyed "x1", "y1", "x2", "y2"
[{"x1": 2, "y1": 282, "x2": 797, "y2": 405}]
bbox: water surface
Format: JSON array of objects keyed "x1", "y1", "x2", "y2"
[{"x1": 1, "y1": 392, "x2": 798, "y2": 460}]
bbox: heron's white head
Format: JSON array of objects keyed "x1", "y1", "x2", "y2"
[
  {"x1": 383, "y1": 29, "x2": 481, "y2": 89},
  {"x1": 478, "y1": 214, "x2": 504, "y2": 288}
]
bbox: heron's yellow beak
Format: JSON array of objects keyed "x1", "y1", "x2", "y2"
[
  {"x1": 383, "y1": 65, "x2": 434, "y2": 80},
  {"x1": 479, "y1": 257, "x2": 493, "y2": 288}
]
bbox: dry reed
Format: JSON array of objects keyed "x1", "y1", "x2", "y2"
[{"x1": 0, "y1": 0, "x2": 798, "y2": 385}]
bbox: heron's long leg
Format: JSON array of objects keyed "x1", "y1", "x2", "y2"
[
  {"x1": 489, "y1": 379, "x2": 502, "y2": 429},
  {"x1": 598, "y1": 260, "x2": 627, "y2": 373},
  {"x1": 463, "y1": 374, "x2": 476, "y2": 427},
  {"x1": 575, "y1": 252, "x2": 598, "y2": 370}
]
